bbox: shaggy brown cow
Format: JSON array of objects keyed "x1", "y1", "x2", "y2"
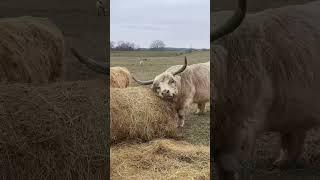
[
  {"x1": 0, "y1": 16, "x2": 64, "y2": 83},
  {"x1": 212, "y1": 0, "x2": 320, "y2": 179}
]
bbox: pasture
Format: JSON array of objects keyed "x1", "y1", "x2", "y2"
[
  {"x1": 111, "y1": 50, "x2": 210, "y2": 145},
  {"x1": 110, "y1": 50, "x2": 210, "y2": 179}
]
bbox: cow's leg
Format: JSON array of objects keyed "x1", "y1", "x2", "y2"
[
  {"x1": 195, "y1": 103, "x2": 206, "y2": 115},
  {"x1": 177, "y1": 97, "x2": 194, "y2": 127},
  {"x1": 273, "y1": 131, "x2": 306, "y2": 169},
  {"x1": 177, "y1": 109, "x2": 185, "y2": 127},
  {"x1": 216, "y1": 152, "x2": 241, "y2": 180}
]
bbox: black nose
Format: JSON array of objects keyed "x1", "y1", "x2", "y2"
[{"x1": 162, "y1": 90, "x2": 169, "y2": 95}]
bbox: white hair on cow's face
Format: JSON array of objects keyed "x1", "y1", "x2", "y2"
[{"x1": 151, "y1": 72, "x2": 181, "y2": 100}]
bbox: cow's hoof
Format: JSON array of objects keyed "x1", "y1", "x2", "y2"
[
  {"x1": 177, "y1": 121, "x2": 185, "y2": 128},
  {"x1": 195, "y1": 110, "x2": 205, "y2": 115},
  {"x1": 176, "y1": 127, "x2": 184, "y2": 139}
]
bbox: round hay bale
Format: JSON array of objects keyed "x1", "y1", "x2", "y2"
[
  {"x1": 0, "y1": 16, "x2": 65, "y2": 84},
  {"x1": 0, "y1": 80, "x2": 107, "y2": 179},
  {"x1": 110, "y1": 87, "x2": 179, "y2": 144},
  {"x1": 110, "y1": 66, "x2": 130, "y2": 88},
  {"x1": 111, "y1": 139, "x2": 210, "y2": 179}
]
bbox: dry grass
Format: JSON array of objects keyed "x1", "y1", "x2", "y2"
[
  {"x1": 111, "y1": 139, "x2": 210, "y2": 180},
  {"x1": 110, "y1": 87, "x2": 179, "y2": 144},
  {"x1": 110, "y1": 51, "x2": 210, "y2": 179},
  {"x1": 0, "y1": 80, "x2": 107, "y2": 180},
  {"x1": 0, "y1": 16, "x2": 64, "y2": 83},
  {"x1": 110, "y1": 67, "x2": 130, "y2": 88}
]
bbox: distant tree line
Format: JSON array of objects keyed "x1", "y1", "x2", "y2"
[
  {"x1": 110, "y1": 41, "x2": 139, "y2": 51},
  {"x1": 110, "y1": 40, "x2": 166, "y2": 51},
  {"x1": 110, "y1": 40, "x2": 209, "y2": 51}
]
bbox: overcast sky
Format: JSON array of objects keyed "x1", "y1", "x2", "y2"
[{"x1": 110, "y1": 0, "x2": 209, "y2": 49}]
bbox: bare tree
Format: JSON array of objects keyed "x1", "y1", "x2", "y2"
[
  {"x1": 150, "y1": 40, "x2": 165, "y2": 49},
  {"x1": 110, "y1": 41, "x2": 115, "y2": 49},
  {"x1": 114, "y1": 41, "x2": 139, "y2": 51}
]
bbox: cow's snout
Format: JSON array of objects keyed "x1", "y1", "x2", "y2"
[
  {"x1": 162, "y1": 89, "x2": 169, "y2": 95},
  {"x1": 161, "y1": 89, "x2": 174, "y2": 98}
]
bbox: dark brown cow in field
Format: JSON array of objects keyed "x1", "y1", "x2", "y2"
[{"x1": 212, "y1": 0, "x2": 320, "y2": 179}]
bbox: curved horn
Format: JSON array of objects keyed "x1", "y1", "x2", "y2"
[
  {"x1": 70, "y1": 47, "x2": 108, "y2": 74},
  {"x1": 131, "y1": 75, "x2": 154, "y2": 85},
  {"x1": 173, "y1": 56, "x2": 188, "y2": 76},
  {"x1": 211, "y1": 0, "x2": 247, "y2": 42}
]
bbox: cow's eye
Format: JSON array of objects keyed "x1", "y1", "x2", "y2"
[{"x1": 169, "y1": 79, "x2": 175, "y2": 84}]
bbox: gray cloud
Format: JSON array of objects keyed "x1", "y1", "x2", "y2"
[{"x1": 111, "y1": 0, "x2": 209, "y2": 48}]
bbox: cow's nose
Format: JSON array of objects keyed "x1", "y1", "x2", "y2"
[{"x1": 162, "y1": 90, "x2": 169, "y2": 95}]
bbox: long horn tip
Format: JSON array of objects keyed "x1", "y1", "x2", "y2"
[
  {"x1": 131, "y1": 75, "x2": 137, "y2": 80},
  {"x1": 70, "y1": 47, "x2": 79, "y2": 56}
]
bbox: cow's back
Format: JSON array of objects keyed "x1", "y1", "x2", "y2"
[{"x1": 182, "y1": 62, "x2": 210, "y2": 103}]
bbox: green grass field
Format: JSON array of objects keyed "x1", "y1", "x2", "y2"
[
  {"x1": 111, "y1": 50, "x2": 210, "y2": 145},
  {"x1": 111, "y1": 50, "x2": 183, "y2": 57},
  {"x1": 111, "y1": 50, "x2": 320, "y2": 179}
]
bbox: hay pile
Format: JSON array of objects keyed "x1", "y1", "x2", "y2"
[
  {"x1": 111, "y1": 139, "x2": 210, "y2": 180},
  {"x1": 110, "y1": 67, "x2": 130, "y2": 88},
  {"x1": 0, "y1": 80, "x2": 107, "y2": 179},
  {"x1": 110, "y1": 87, "x2": 179, "y2": 144},
  {"x1": 0, "y1": 16, "x2": 65, "y2": 83}
]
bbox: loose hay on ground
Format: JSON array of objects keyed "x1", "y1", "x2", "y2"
[
  {"x1": 0, "y1": 16, "x2": 65, "y2": 83},
  {"x1": 111, "y1": 139, "x2": 210, "y2": 180},
  {"x1": 110, "y1": 87, "x2": 179, "y2": 144},
  {"x1": 0, "y1": 80, "x2": 107, "y2": 180}
]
